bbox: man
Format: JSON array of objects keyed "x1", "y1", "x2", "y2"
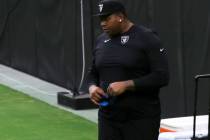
[{"x1": 87, "y1": 0, "x2": 169, "y2": 140}]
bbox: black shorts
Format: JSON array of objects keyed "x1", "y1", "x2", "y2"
[{"x1": 98, "y1": 116, "x2": 160, "y2": 140}]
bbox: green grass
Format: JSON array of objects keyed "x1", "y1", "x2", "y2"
[{"x1": 0, "y1": 84, "x2": 97, "y2": 140}]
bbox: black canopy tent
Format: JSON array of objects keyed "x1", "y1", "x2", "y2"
[{"x1": 0, "y1": 0, "x2": 209, "y2": 117}]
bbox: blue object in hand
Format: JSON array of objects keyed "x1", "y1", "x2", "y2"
[
  {"x1": 99, "y1": 101, "x2": 109, "y2": 107},
  {"x1": 99, "y1": 94, "x2": 109, "y2": 107}
]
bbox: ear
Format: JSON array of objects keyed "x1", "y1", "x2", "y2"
[
  {"x1": 115, "y1": 13, "x2": 124, "y2": 22},
  {"x1": 118, "y1": 13, "x2": 125, "y2": 21}
]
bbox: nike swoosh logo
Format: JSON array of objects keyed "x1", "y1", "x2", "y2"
[{"x1": 160, "y1": 48, "x2": 164, "y2": 52}]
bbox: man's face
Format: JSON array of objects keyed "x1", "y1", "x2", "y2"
[{"x1": 99, "y1": 13, "x2": 121, "y2": 37}]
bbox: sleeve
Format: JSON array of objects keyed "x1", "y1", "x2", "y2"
[
  {"x1": 133, "y1": 35, "x2": 169, "y2": 90},
  {"x1": 86, "y1": 48, "x2": 99, "y2": 88}
]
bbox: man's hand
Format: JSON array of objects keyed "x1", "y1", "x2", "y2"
[
  {"x1": 107, "y1": 80, "x2": 134, "y2": 96},
  {"x1": 89, "y1": 85, "x2": 105, "y2": 105}
]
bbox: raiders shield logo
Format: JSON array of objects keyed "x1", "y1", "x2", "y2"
[
  {"x1": 121, "y1": 36, "x2": 129, "y2": 44},
  {"x1": 99, "y1": 4, "x2": 103, "y2": 12}
]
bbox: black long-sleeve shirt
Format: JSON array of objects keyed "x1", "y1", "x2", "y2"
[{"x1": 87, "y1": 25, "x2": 169, "y2": 121}]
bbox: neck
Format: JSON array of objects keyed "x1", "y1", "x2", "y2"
[{"x1": 121, "y1": 20, "x2": 134, "y2": 34}]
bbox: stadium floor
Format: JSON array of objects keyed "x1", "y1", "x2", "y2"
[{"x1": 0, "y1": 64, "x2": 98, "y2": 123}]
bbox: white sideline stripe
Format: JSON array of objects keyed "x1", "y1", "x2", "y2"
[{"x1": 0, "y1": 73, "x2": 60, "y2": 96}]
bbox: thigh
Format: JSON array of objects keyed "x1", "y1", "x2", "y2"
[
  {"x1": 122, "y1": 117, "x2": 160, "y2": 140},
  {"x1": 98, "y1": 117, "x2": 123, "y2": 140}
]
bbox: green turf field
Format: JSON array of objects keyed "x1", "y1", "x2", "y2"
[{"x1": 0, "y1": 84, "x2": 97, "y2": 140}]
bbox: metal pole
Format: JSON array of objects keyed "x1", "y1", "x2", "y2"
[
  {"x1": 79, "y1": 0, "x2": 86, "y2": 92},
  {"x1": 192, "y1": 74, "x2": 210, "y2": 139},
  {"x1": 192, "y1": 78, "x2": 198, "y2": 139}
]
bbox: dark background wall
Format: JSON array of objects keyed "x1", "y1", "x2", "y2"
[{"x1": 0, "y1": 0, "x2": 209, "y2": 118}]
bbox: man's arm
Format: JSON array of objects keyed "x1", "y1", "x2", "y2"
[{"x1": 133, "y1": 36, "x2": 169, "y2": 90}]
